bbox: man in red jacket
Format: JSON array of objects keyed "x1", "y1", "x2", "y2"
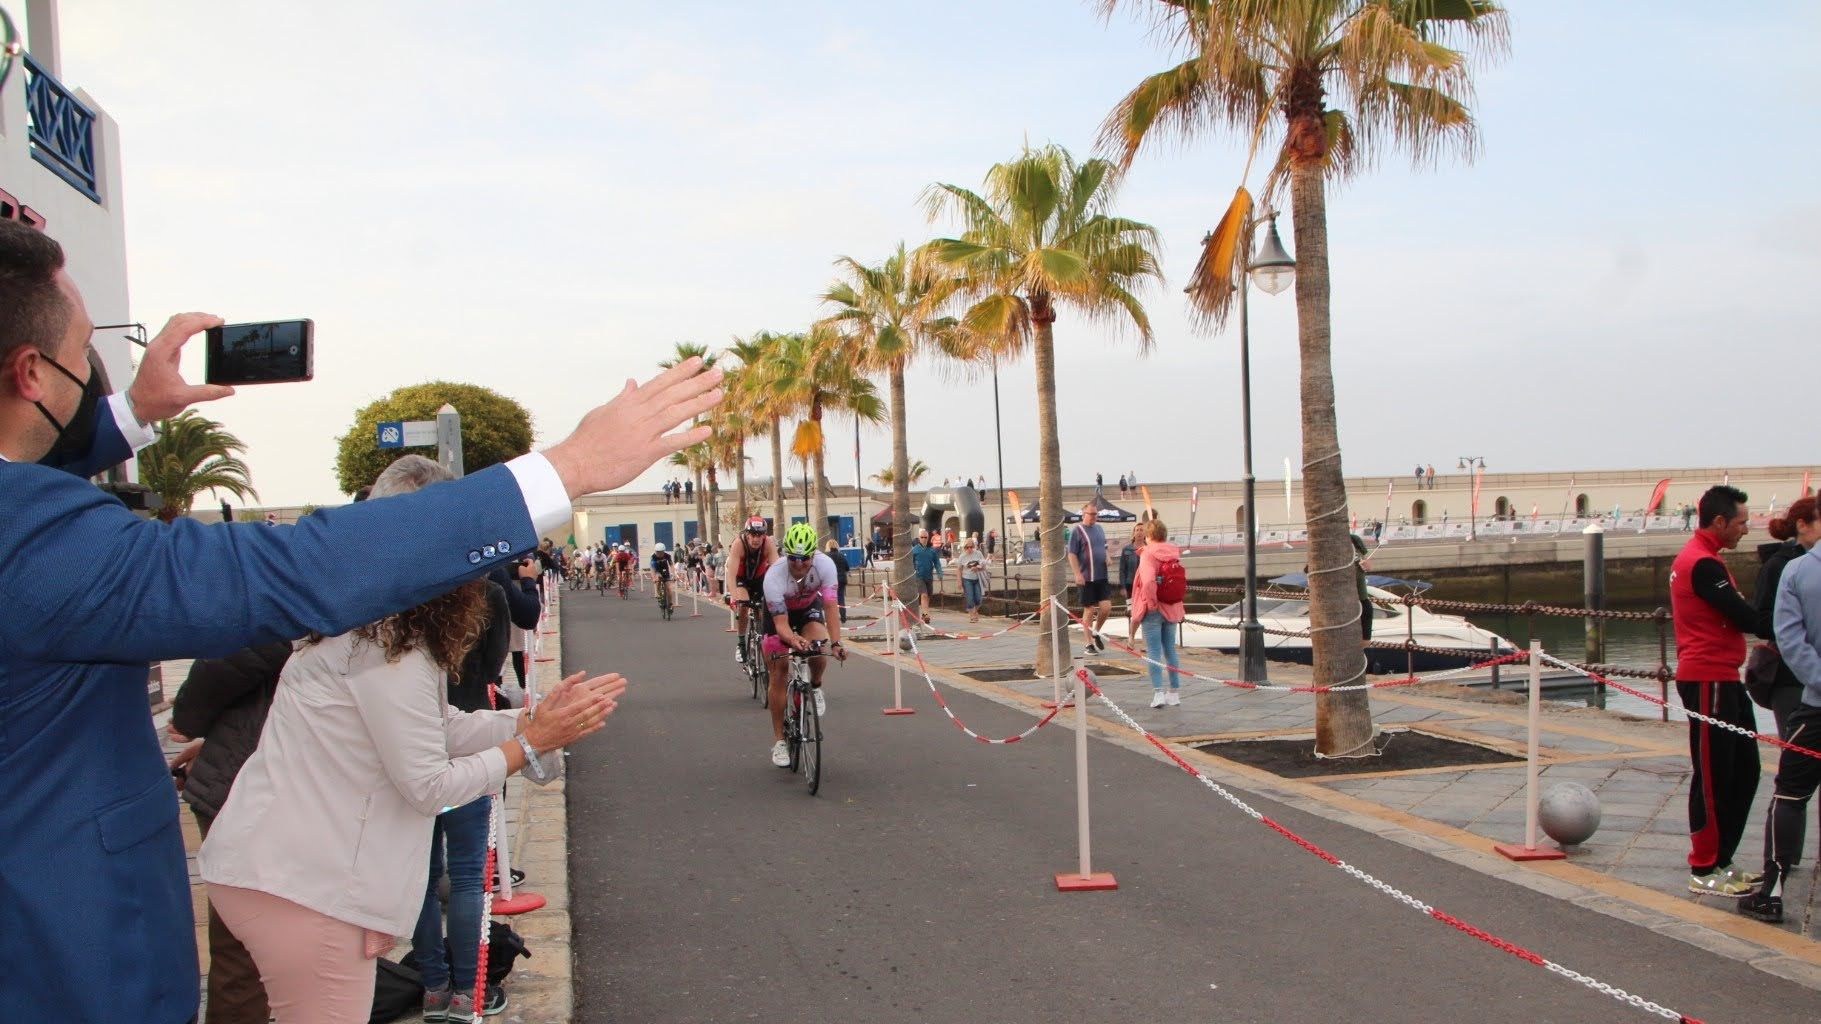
[{"x1": 1669, "y1": 484, "x2": 1766, "y2": 897}]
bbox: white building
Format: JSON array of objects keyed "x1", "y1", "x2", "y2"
[{"x1": 2, "y1": 1, "x2": 136, "y2": 469}]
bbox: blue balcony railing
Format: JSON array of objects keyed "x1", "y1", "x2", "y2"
[{"x1": 22, "y1": 53, "x2": 99, "y2": 203}]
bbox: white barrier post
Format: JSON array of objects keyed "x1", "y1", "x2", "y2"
[
  {"x1": 1056, "y1": 604, "x2": 1116, "y2": 892},
  {"x1": 883, "y1": 599, "x2": 914, "y2": 715},
  {"x1": 1495, "y1": 641, "x2": 1565, "y2": 862},
  {"x1": 690, "y1": 580, "x2": 701, "y2": 618}
]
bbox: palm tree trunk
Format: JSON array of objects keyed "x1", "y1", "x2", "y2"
[
  {"x1": 811, "y1": 401, "x2": 830, "y2": 540},
  {"x1": 1290, "y1": 157, "x2": 1373, "y2": 756},
  {"x1": 694, "y1": 466, "x2": 707, "y2": 544},
  {"x1": 769, "y1": 415, "x2": 785, "y2": 532},
  {"x1": 734, "y1": 437, "x2": 749, "y2": 528},
  {"x1": 890, "y1": 361, "x2": 914, "y2": 610},
  {"x1": 706, "y1": 465, "x2": 721, "y2": 545},
  {"x1": 1031, "y1": 308, "x2": 1067, "y2": 677}
]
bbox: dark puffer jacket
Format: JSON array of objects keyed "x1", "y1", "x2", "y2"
[
  {"x1": 171, "y1": 641, "x2": 291, "y2": 820},
  {"x1": 1755, "y1": 540, "x2": 1806, "y2": 720}
]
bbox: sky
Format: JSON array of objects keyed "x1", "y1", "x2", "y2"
[{"x1": 44, "y1": 1, "x2": 1821, "y2": 506}]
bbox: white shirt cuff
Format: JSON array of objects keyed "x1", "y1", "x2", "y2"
[
  {"x1": 507, "y1": 453, "x2": 571, "y2": 537},
  {"x1": 109, "y1": 392, "x2": 158, "y2": 452}
]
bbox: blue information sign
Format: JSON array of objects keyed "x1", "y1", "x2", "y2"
[{"x1": 376, "y1": 421, "x2": 404, "y2": 448}]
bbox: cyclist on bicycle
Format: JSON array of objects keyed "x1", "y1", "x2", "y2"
[
  {"x1": 612, "y1": 543, "x2": 636, "y2": 589},
  {"x1": 725, "y1": 516, "x2": 778, "y2": 663},
  {"x1": 760, "y1": 523, "x2": 845, "y2": 767},
  {"x1": 650, "y1": 542, "x2": 674, "y2": 602}
]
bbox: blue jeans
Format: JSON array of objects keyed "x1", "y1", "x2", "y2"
[
  {"x1": 413, "y1": 795, "x2": 492, "y2": 991},
  {"x1": 962, "y1": 577, "x2": 984, "y2": 611},
  {"x1": 1141, "y1": 610, "x2": 1181, "y2": 691}
]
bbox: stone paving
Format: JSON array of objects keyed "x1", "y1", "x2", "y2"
[
  {"x1": 158, "y1": 594, "x2": 577, "y2": 1023},
  {"x1": 843, "y1": 595, "x2": 1821, "y2": 982}
]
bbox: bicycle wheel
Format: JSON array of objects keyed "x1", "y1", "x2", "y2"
[
  {"x1": 799, "y1": 685, "x2": 821, "y2": 795},
  {"x1": 785, "y1": 682, "x2": 803, "y2": 774}
]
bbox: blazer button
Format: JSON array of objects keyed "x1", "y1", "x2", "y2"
[
  {"x1": 468, "y1": 550, "x2": 482, "y2": 565},
  {"x1": 499, "y1": 540, "x2": 513, "y2": 554},
  {"x1": 483, "y1": 544, "x2": 498, "y2": 559}
]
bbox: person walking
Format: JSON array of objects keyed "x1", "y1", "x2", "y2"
[
  {"x1": 824, "y1": 537, "x2": 852, "y2": 623},
  {"x1": 1670, "y1": 484, "x2": 1766, "y2": 898},
  {"x1": 1095, "y1": 472, "x2": 1104, "y2": 491},
  {"x1": 1068, "y1": 503, "x2": 1113, "y2": 652},
  {"x1": 1130, "y1": 519, "x2": 1185, "y2": 707},
  {"x1": 956, "y1": 536, "x2": 989, "y2": 623},
  {"x1": 911, "y1": 530, "x2": 940, "y2": 625},
  {"x1": 1118, "y1": 474, "x2": 1129, "y2": 497},
  {"x1": 1415, "y1": 464, "x2": 1424, "y2": 490},
  {"x1": 1753, "y1": 497, "x2": 1819, "y2": 738},
  {"x1": 1425, "y1": 464, "x2": 1436, "y2": 490}
]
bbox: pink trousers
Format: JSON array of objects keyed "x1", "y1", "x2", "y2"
[{"x1": 208, "y1": 884, "x2": 388, "y2": 1024}]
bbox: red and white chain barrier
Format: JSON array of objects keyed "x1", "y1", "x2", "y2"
[
  {"x1": 1541, "y1": 654, "x2": 1821, "y2": 763},
  {"x1": 892, "y1": 599, "x2": 1071, "y2": 744},
  {"x1": 1075, "y1": 667, "x2": 1706, "y2": 1023},
  {"x1": 1049, "y1": 600, "x2": 1532, "y2": 694}
]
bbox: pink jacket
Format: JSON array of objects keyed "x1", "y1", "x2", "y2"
[{"x1": 1129, "y1": 541, "x2": 1185, "y2": 626}]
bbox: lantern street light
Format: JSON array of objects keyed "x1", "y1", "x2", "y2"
[{"x1": 1235, "y1": 210, "x2": 1295, "y2": 683}]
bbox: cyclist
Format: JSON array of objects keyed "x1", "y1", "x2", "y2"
[
  {"x1": 650, "y1": 542, "x2": 675, "y2": 608},
  {"x1": 760, "y1": 523, "x2": 846, "y2": 767},
  {"x1": 684, "y1": 540, "x2": 706, "y2": 593},
  {"x1": 612, "y1": 543, "x2": 636, "y2": 591},
  {"x1": 725, "y1": 516, "x2": 778, "y2": 663}
]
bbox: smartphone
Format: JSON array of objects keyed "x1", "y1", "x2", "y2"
[{"x1": 205, "y1": 319, "x2": 314, "y2": 385}]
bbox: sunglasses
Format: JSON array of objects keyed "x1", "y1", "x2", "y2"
[{"x1": 786, "y1": 554, "x2": 812, "y2": 563}]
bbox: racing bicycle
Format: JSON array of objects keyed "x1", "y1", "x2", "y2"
[
  {"x1": 776, "y1": 640, "x2": 828, "y2": 795},
  {"x1": 740, "y1": 598, "x2": 767, "y2": 706},
  {"x1": 655, "y1": 571, "x2": 674, "y2": 620}
]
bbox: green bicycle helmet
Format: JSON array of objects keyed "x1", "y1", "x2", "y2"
[{"x1": 781, "y1": 522, "x2": 819, "y2": 558}]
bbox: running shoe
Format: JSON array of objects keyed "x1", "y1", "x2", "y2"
[
  {"x1": 1687, "y1": 871, "x2": 1751, "y2": 897},
  {"x1": 1164, "y1": 690, "x2": 1181, "y2": 707},
  {"x1": 1720, "y1": 863, "x2": 1763, "y2": 887},
  {"x1": 482, "y1": 985, "x2": 508, "y2": 1016},
  {"x1": 770, "y1": 740, "x2": 791, "y2": 767},
  {"x1": 1149, "y1": 690, "x2": 1168, "y2": 709},
  {"x1": 735, "y1": 640, "x2": 745, "y2": 664},
  {"x1": 422, "y1": 987, "x2": 453, "y2": 1023},
  {"x1": 814, "y1": 687, "x2": 827, "y2": 717},
  {"x1": 1736, "y1": 890, "x2": 1783, "y2": 923}
]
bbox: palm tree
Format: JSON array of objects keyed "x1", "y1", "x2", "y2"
[
  {"x1": 1099, "y1": 0, "x2": 1507, "y2": 755},
  {"x1": 726, "y1": 332, "x2": 787, "y2": 531},
  {"x1": 135, "y1": 410, "x2": 259, "y2": 523},
  {"x1": 870, "y1": 459, "x2": 930, "y2": 489},
  {"x1": 924, "y1": 143, "x2": 1162, "y2": 675},
  {"x1": 661, "y1": 343, "x2": 718, "y2": 541},
  {"x1": 765, "y1": 325, "x2": 884, "y2": 539},
  {"x1": 821, "y1": 243, "x2": 961, "y2": 610},
  {"x1": 707, "y1": 395, "x2": 755, "y2": 541}
]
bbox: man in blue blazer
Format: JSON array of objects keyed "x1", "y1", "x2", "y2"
[{"x1": 0, "y1": 220, "x2": 721, "y2": 1023}]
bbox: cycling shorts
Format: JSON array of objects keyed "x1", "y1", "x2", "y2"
[{"x1": 760, "y1": 605, "x2": 826, "y2": 656}]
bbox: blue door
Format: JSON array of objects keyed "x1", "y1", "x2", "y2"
[
  {"x1": 654, "y1": 521, "x2": 674, "y2": 548},
  {"x1": 684, "y1": 520, "x2": 699, "y2": 543},
  {"x1": 604, "y1": 525, "x2": 621, "y2": 547},
  {"x1": 828, "y1": 515, "x2": 855, "y2": 547},
  {"x1": 620, "y1": 524, "x2": 639, "y2": 552}
]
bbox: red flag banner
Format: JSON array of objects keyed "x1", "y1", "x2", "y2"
[
  {"x1": 1140, "y1": 485, "x2": 1155, "y2": 520},
  {"x1": 1644, "y1": 479, "x2": 1672, "y2": 517},
  {"x1": 1470, "y1": 465, "x2": 1484, "y2": 526},
  {"x1": 1803, "y1": 470, "x2": 1812, "y2": 498}
]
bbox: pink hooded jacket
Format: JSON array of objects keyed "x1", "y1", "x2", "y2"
[{"x1": 1129, "y1": 541, "x2": 1185, "y2": 626}]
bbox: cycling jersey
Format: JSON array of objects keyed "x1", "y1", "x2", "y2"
[
  {"x1": 651, "y1": 552, "x2": 673, "y2": 577},
  {"x1": 614, "y1": 552, "x2": 634, "y2": 568},
  {"x1": 734, "y1": 539, "x2": 771, "y2": 586},
  {"x1": 761, "y1": 552, "x2": 839, "y2": 617}
]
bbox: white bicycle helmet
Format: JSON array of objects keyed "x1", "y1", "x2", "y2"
[{"x1": 653, "y1": 542, "x2": 666, "y2": 553}]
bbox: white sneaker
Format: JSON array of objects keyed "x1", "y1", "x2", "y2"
[
  {"x1": 814, "y1": 688, "x2": 827, "y2": 717},
  {"x1": 1150, "y1": 690, "x2": 1169, "y2": 709},
  {"x1": 770, "y1": 741, "x2": 790, "y2": 767},
  {"x1": 1164, "y1": 690, "x2": 1181, "y2": 707}
]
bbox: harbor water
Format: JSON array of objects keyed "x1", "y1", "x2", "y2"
[{"x1": 1464, "y1": 610, "x2": 1775, "y2": 734}]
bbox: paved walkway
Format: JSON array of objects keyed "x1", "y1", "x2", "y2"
[
  {"x1": 560, "y1": 592, "x2": 1817, "y2": 1022},
  {"x1": 845, "y1": 594, "x2": 1821, "y2": 978}
]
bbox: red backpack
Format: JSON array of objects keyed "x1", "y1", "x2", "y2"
[{"x1": 1153, "y1": 552, "x2": 1187, "y2": 604}]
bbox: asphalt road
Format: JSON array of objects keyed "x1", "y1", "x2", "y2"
[{"x1": 562, "y1": 590, "x2": 1809, "y2": 1024}]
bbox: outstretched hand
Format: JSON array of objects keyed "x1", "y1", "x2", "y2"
[
  {"x1": 125, "y1": 313, "x2": 234, "y2": 423},
  {"x1": 543, "y1": 357, "x2": 723, "y2": 499}
]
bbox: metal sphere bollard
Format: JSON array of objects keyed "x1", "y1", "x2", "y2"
[{"x1": 1537, "y1": 782, "x2": 1602, "y2": 846}]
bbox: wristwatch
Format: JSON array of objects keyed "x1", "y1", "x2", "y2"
[{"x1": 517, "y1": 734, "x2": 550, "y2": 782}]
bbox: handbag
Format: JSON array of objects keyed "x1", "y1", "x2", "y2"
[{"x1": 1744, "y1": 643, "x2": 1785, "y2": 711}]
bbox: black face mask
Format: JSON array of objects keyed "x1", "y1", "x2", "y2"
[{"x1": 34, "y1": 354, "x2": 102, "y2": 466}]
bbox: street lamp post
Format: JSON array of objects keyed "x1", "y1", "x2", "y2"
[
  {"x1": 1457, "y1": 455, "x2": 1486, "y2": 540},
  {"x1": 1236, "y1": 211, "x2": 1295, "y2": 683}
]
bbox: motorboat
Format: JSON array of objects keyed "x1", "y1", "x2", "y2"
[{"x1": 1091, "y1": 574, "x2": 1517, "y2": 674}]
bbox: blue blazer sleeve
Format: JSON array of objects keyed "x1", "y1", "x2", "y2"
[
  {"x1": 0, "y1": 461, "x2": 541, "y2": 666},
  {"x1": 36, "y1": 398, "x2": 132, "y2": 479}
]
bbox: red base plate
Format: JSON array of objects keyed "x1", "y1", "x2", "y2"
[
  {"x1": 1492, "y1": 842, "x2": 1567, "y2": 862},
  {"x1": 881, "y1": 707, "x2": 917, "y2": 716},
  {"x1": 489, "y1": 892, "x2": 547, "y2": 915},
  {"x1": 1040, "y1": 700, "x2": 1075, "y2": 709},
  {"x1": 1054, "y1": 872, "x2": 1119, "y2": 892}
]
